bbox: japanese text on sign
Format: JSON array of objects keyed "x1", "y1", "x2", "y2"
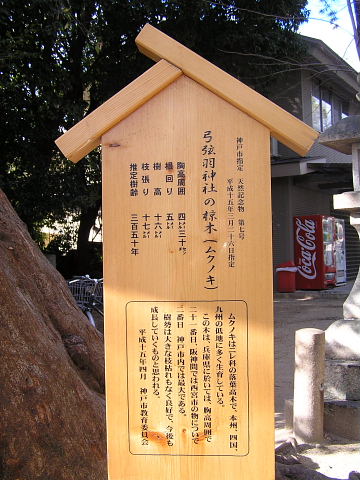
[
  {"x1": 202, "y1": 131, "x2": 218, "y2": 290},
  {"x1": 126, "y1": 300, "x2": 249, "y2": 456},
  {"x1": 129, "y1": 162, "x2": 186, "y2": 197}
]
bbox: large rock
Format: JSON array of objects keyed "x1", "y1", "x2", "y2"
[
  {"x1": 325, "y1": 360, "x2": 360, "y2": 400},
  {"x1": 325, "y1": 317, "x2": 360, "y2": 408},
  {"x1": 0, "y1": 190, "x2": 107, "y2": 480},
  {"x1": 325, "y1": 319, "x2": 360, "y2": 360},
  {"x1": 319, "y1": 115, "x2": 360, "y2": 154}
]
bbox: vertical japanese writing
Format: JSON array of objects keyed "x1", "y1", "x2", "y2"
[
  {"x1": 140, "y1": 387, "x2": 149, "y2": 446},
  {"x1": 141, "y1": 161, "x2": 150, "y2": 196},
  {"x1": 238, "y1": 218, "x2": 245, "y2": 241},
  {"x1": 238, "y1": 178, "x2": 246, "y2": 240},
  {"x1": 154, "y1": 213, "x2": 162, "y2": 239},
  {"x1": 166, "y1": 213, "x2": 174, "y2": 230},
  {"x1": 202, "y1": 130, "x2": 218, "y2": 290},
  {"x1": 130, "y1": 212, "x2": 189, "y2": 255},
  {"x1": 138, "y1": 329, "x2": 148, "y2": 446},
  {"x1": 139, "y1": 328, "x2": 147, "y2": 381},
  {"x1": 202, "y1": 313, "x2": 211, "y2": 403},
  {"x1": 129, "y1": 301, "x2": 248, "y2": 455},
  {"x1": 227, "y1": 178, "x2": 235, "y2": 267},
  {"x1": 130, "y1": 163, "x2": 138, "y2": 197},
  {"x1": 142, "y1": 213, "x2": 150, "y2": 239},
  {"x1": 177, "y1": 306, "x2": 186, "y2": 415},
  {"x1": 128, "y1": 162, "x2": 187, "y2": 197},
  {"x1": 202, "y1": 312, "x2": 212, "y2": 442},
  {"x1": 215, "y1": 306, "x2": 224, "y2": 406},
  {"x1": 177, "y1": 162, "x2": 186, "y2": 196},
  {"x1": 151, "y1": 307, "x2": 160, "y2": 397},
  {"x1": 236, "y1": 137, "x2": 244, "y2": 172},
  {"x1": 165, "y1": 161, "x2": 174, "y2": 196},
  {"x1": 228, "y1": 312, "x2": 238, "y2": 451},
  {"x1": 130, "y1": 214, "x2": 139, "y2": 256},
  {"x1": 236, "y1": 136, "x2": 246, "y2": 241},
  {"x1": 190, "y1": 322, "x2": 199, "y2": 443},
  {"x1": 164, "y1": 312, "x2": 174, "y2": 446},
  {"x1": 178, "y1": 212, "x2": 186, "y2": 254}
]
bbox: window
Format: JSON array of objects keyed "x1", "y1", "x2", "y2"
[
  {"x1": 311, "y1": 82, "x2": 348, "y2": 132},
  {"x1": 341, "y1": 101, "x2": 349, "y2": 119},
  {"x1": 321, "y1": 89, "x2": 332, "y2": 130}
]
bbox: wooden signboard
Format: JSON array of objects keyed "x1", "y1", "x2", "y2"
[{"x1": 56, "y1": 25, "x2": 318, "y2": 480}]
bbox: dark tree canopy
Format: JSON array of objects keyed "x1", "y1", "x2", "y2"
[{"x1": 0, "y1": 0, "x2": 309, "y2": 275}]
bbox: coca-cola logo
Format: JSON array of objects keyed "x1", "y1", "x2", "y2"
[{"x1": 295, "y1": 218, "x2": 317, "y2": 279}]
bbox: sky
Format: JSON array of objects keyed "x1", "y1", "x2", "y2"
[{"x1": 298, "y1": 0, "x2": 360, "y2": 71}]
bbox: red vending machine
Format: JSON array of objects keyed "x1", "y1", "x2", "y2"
[{"x1": 294, "y1": 215, "x2": 337, "y2": 290}]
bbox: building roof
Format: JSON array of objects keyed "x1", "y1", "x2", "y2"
[
  {"x1": 56, "y1": 24, "x2": 318, "y2": 163},
  {"x1": 301, "y1": 35, "x2": 358, "y2": 94}
]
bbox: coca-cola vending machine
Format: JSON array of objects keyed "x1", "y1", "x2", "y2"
[
  {"x1": 294, "y1": 215, "x2": 337, "y2": 290},
  {"x1": 335, "y1": 218, "x2": 346, "y2": 284}
]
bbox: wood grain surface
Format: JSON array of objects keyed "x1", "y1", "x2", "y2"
[
  {"x1": 55, "y1": 60, "x2": 181, "y2": 163},
  {"x1": 136, "y1": 24, "x2": 318, "y2": 157},
  {"x1": 102, "y1": 75, "x2": 274, "y2": 480}
]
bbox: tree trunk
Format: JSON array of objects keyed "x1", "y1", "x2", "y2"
[
  {"x1": 0, "y1": 189, "x2": 107, "y2": 479},
  {"x1": 75, "y1": 200, "x2": 101, "y2": 275}
]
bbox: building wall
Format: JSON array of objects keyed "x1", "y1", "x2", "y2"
[
  {"x1": 308, "y1": 141, "x2": 352, "y2": 163},
  {"x1": 269, "y1": 39, "x2": 360, "y2": 285},
  {"x1": 291, "y1": 183, "x2": 331, "y2": 216},
  {"x1": 272, "y1": 177, "x2": 360, "y2": 282},
  {"x1": 300, "y1": 68, "x2": 360, "y2": 129},
  {"x1": 270, "y1": 70, "x2": 304, "y2": 159},
  {"x1": 272, "y1": 176, "x2": 331, "y2": 268},
  {"x1": 276, "y1": 136, "x2": 354, "y2": 163},
  {"x1": 275, "y1": 67, "x2": 360, "y2": 160},
  {"x1": 270, "y1": 69, "x2": 304, "y2": 121},
  {"x1": 300, "y1": 69, "x2": 313, "y2": 128},
  {"x1": 272, "y1": 177, "x2": 293, "y2": 268},
  {"x1": 331, "y1": 209, "x2": 360, "y2": 280}
]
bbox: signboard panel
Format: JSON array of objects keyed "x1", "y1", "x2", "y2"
[
  {"x1": 126, "y1": 299, "x2": 249, "y2": 456},
  {"x1": 102, "y1": 75, "x2": 274, "y2": 479}
]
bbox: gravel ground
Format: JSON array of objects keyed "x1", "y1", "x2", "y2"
[
  {"x1": 89, "y1": 288, "x2": 359, "y2": 477},
  {"x1": 274, "y1": 289, "x2": 360, "y2": 478}
]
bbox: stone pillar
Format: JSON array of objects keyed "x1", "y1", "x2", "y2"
[
  {"x1": 320, "y1": 118, "x2": 360, "y2": 322},
  {"x1": 293, "y1": 328, "x2": 325, "y2": 444},
  {"x1": 344, "y1": 213, "x2": 360, "y2": 319},
  {"x1": 316, "y1": 118, "x2": 360, "y2": 440}
]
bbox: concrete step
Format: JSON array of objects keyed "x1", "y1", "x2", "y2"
[
  {"x1": 324, "y1": 400, "x2": 360, "y2": 441},
  {"x1": 325, "y1": 360, "x2": 360, "y2": 401},
  {"x1": 285, "y1": 398, "x2": 360, "y2": 441}
]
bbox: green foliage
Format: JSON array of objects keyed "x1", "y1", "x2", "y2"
[
  {"x1": 43, "y1": 222, "x2": 79, "y2": 256},
  {"x1": 0, "y1": 0, "x2": 309, "y2": 261},
  {"x1": 318, "y1": 0, "x2": 339, "y2": 25}
]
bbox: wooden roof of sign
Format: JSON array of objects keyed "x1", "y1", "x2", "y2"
[{"x1": 55, "y1": 24, "x2": 318, "y2": 163}]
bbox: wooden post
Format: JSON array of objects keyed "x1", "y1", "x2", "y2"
[
  {"x1": 102, "y1": 74, "x2": 274, "y2": 479},
  {"x1": 55, "y1": 23, "x2": 318, "y2": 480}
]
